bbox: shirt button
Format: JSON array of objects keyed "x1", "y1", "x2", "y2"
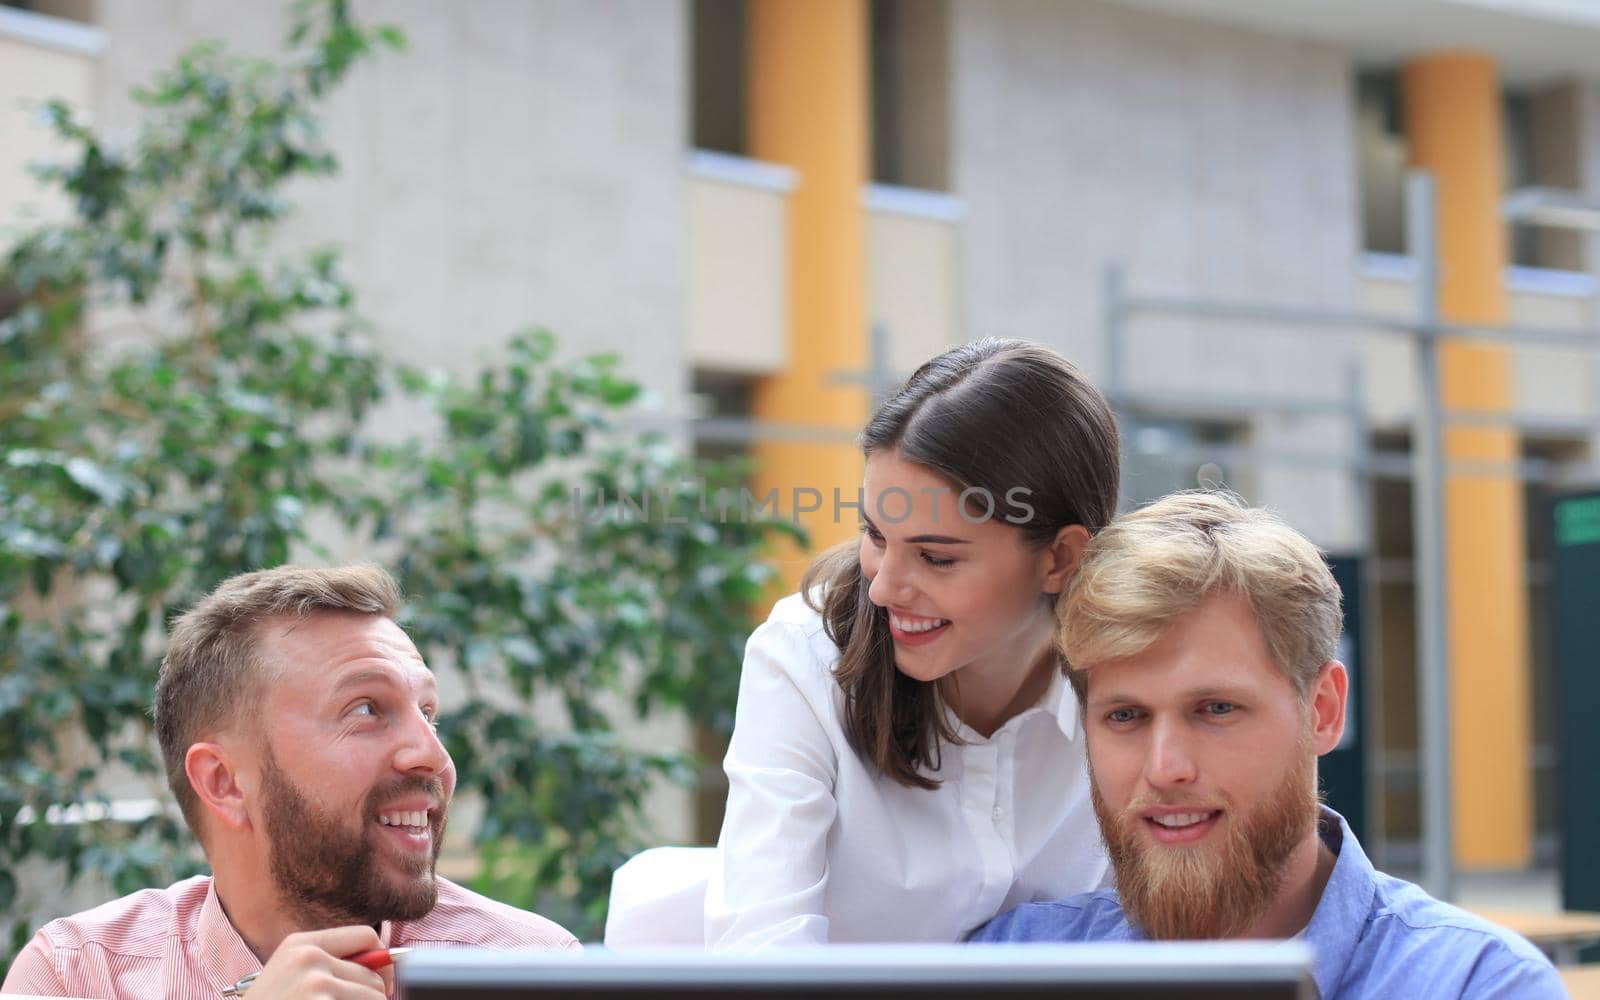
[{"x1": 993, "y1": 805, "x2": 1004, "y2": 820}]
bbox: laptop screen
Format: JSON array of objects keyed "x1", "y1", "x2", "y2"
[{"x1": 400, "y1": 942, "x2": 1316, "y2": 1000}]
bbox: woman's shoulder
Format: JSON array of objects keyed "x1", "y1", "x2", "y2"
[
  {"x1": 748, "y1": 591, "x2": 844, "y2": 678},
  {"x1": 733, "y1": 591, "x2": 851, "y2": 749},
  {"x1": 764, "y1": 590, "x2": 828, "y2": 631}
]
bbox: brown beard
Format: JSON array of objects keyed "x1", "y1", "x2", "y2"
[
  {"x1": 1092, "y1": 742, "x2": 1318, "y2": 940},
  {"x1": 259, "y1": 741, "x2": 448, "y2": 927}
]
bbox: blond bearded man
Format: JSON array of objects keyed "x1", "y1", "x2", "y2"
[
  {"x1": 3, "y1": 565, "x2": 577, "y2": 999},
  {"x1": 970, "y1": 492, "x2": 1562, "y2": 999}
]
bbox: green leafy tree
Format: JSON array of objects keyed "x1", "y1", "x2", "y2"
[{"x1": 0, "y1": 0, "x2": 793, "y2": 968}]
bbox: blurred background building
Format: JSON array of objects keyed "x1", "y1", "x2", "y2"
[{"x1": 4, "y1": 0, "x2": 1598, "y2": 897}]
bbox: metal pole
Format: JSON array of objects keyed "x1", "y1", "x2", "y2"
[
  {"x1": 1346, "y1": 359, "x2": 1388, "y2": 864},
  {"x1": 869, "y1": 322, "x2": 893, "y2": 407},
  {"x1": 1104, "y1": 262, "x2": 1139, "y2": 514},
  {"x1": 1407, "y1": 169, "x2": 1455, "y2": 901},
  {"x1": 1104, "y1": 262, "x2": 1126, "y2": 404}
]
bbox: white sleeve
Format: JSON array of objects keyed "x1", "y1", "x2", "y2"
[{"x1": 704, "y1": 617, "x2": 841, "y2": 950}]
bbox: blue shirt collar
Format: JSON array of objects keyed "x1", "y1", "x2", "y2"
[
  {"x1": 1302, "y1": 805, "x2": 1378, "y2": 998},
  {"x1": 1107, "y1": 805, "x2": 1375, "y2": 993}
]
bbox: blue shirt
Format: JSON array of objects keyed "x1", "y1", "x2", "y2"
[{"x1": 970, "y1": 807, "x2": 1564, "y2": 999}]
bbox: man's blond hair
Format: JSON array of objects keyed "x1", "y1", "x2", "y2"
[
  {"x1": 154, "y1": 564, "x2": 402, "y2": 835},
  {"x1": 1059, "y1": 491, "x2": 1342, "y2": 701}
]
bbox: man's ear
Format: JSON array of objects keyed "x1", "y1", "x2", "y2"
[
  {"x1": 1309, "y1": 661, "x2": 1349, "y2": 756},
  {"x1": 185, "y1": 741, "x2": 254, "y2": 833},
  {"x1": 1041, "y1": 524, "x2": 1092, "y2": 595}
]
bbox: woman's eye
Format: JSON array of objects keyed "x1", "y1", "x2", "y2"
[{"x1": 921, "y1": 552, "x2": 955, "y2": 568}]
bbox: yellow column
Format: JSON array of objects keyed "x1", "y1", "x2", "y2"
[
  {"x1": 1402, "y1": 52, "x2": 1532, "y2": 868},
  {"x1": 746, "y1": 0, "x2": 871, "y2": 589}
]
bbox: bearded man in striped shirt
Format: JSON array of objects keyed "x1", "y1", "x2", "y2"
[{"x1": 3, "y1": 565, "x2": 578, "y2": 1000}]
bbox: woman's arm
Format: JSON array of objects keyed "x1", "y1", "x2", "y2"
[{"x1": 705, "y1": 617, "x2": 842, "y2": 950}]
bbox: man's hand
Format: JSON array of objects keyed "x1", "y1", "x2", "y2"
[{"x1": 242, "y1": 926, "x2": 389, "y2": 999}]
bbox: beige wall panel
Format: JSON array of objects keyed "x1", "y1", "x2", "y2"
[
  {"x1": 687, "y1": 177, "x2": 789, "y2": 374},
  {"x1": 1361, "y1": 268, "x2": 1596, "y2": 427},
  {"x1": 1358, "y1": 272, "x2": 1419, "y2": 428},
  {"x1": 1507, "y1": 286, "x2": 1595, "y2": 423},
  {"x1": 0, "y1": 24, "x2": 98, "y2": 227},
  {"x1": 868, "y1": 207, "x2": 960, "y2": 374}
]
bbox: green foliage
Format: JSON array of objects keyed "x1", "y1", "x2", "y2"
[{"x1": 0, "y1": 0, "x2": 794, "y2": 967}]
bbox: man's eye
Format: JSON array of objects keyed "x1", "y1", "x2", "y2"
[
  {"x1": 352, "y1": 702, "x2": 377, "y2": 717},
  {"x1": 1204, "y1": 702, "x2": 1237, "y2": 716},
  {"x1": 1106, "y1": 708, "x2": 1139, "y2": 724}
]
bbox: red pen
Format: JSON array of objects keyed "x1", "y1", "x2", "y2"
[{"x1": 221, "y1": 946, "x2": 412, "y2": 996}]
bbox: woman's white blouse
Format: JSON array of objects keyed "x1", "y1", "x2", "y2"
[{"x1": 705, "y1": 593, "x2": 1110, "y2": 949}]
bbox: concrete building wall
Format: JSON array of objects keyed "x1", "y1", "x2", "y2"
[
  {"x1": 0, "y1": 10, "x2": 101, "y2": 228},
  {"x1": 82, "y1": 0, "x2": 699, "y2": 844},
  {"x1": 948, "y1": 0, "x2": 1363, "y2": 547},
  {"x1": 89, "y1": 0, "x2": 691, "y2": 415}
]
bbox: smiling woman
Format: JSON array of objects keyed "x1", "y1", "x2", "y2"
[{"x1": 703, "y1": 337, "x2": 1122, "y2": 949}]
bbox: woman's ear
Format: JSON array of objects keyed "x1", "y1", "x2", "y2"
[{"x1": 1041, "y1": 524, "x2": 1092, "y2": 595}]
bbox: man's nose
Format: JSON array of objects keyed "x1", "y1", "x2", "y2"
[
  {"x1": 1143, "y1": 717, "x2": 1198, "y2": 789},
  {"x1": 394, "y1": 709, "x2": 451, "y2": 776}
]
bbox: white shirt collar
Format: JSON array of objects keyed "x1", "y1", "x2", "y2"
[
  {"x1": 1042, "y1": 663, "x2": 1081, "y2": 742},
  {"x1": 946, "y1": 663, "x2": 1081, "y2": 743}
]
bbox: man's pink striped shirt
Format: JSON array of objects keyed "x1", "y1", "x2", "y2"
[{"x1": 1, "y1": 874, "x2": 579, "y2": 998}]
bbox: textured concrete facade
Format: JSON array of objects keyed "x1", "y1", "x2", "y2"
[
  {"x1": 948, "y1": 0, "x2": 1366, "y2": 547},
  {"x1": 83, "y1": 0, "x2": 697, "y2": 844},
  {"x1": 91, "y1": 0, "x2": 691, "y2": 415}
]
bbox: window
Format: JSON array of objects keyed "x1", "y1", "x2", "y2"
[
  {"x1": 1507, "y1": 84, "x2": 1586, "y2": 272},
  {"x1": 0, "y1": 1, "x2": 94, "y2": 22},
  {"x1": 1356, "y1": 70, "x2": 1585, "y2": 270},
  {"x1": 691, "y1": 0, "x2": 951, "y2": 192},
  {"x1": 870, "y1": 0, "x2": 950, "y2": 191},
  {"x1": 1356, "y1": 71, "x2": 1406, "y2": 256},
  {"x1": 691, "y1": 0, "x2": 745, "y2": 155}
]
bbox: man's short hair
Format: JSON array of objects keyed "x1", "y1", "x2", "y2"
[
  {"x1": 154, "y1": 564, "x2": 402, "y2": 835},
  {"x1": 1059, "y1": 491, "x2": 1343, "y2": 702}
]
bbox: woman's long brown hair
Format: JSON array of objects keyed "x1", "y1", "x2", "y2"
[{"x1": 801, "y1": 338, "x2": 1120, "y2": 789}]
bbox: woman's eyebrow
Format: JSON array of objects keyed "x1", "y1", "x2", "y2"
[{"x1": 861, "y1": 513, "x2": 970, "y2": 545}]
